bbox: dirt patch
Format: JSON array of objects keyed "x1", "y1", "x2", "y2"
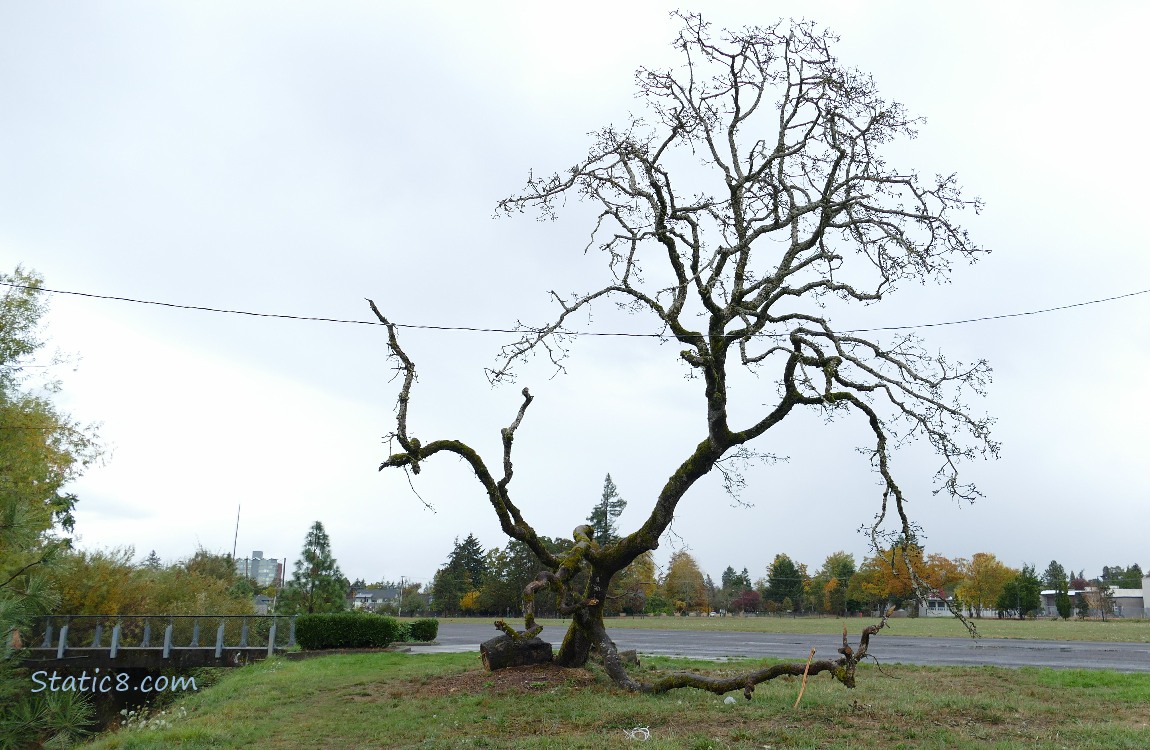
[{"x1": 414, "y1": 663, "x2": 598, "y2": 697}]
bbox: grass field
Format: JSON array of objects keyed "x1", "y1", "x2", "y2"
[
  {"x1": 79, "y1": 651, "x2": 1150, "y2": 749},
  {"x1": 433, "y1": 615, "x2": 1150, "y2": 643}
]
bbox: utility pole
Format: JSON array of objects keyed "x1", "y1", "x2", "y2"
[{"x1": 231, "y1": 504, "x2": 241, "y2": 561}]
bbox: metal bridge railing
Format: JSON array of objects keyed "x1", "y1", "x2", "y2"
[{"x1": 29, "y1": 614, "x2": 297, "y2": 659}]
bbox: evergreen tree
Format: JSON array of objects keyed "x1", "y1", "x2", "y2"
[
  {"x1": 996, "y1": 564, "x2": 1041, "y2": 619},
  {"x1": 1043, "y1": 560, "x2": 1072, "y2": 619},
  {"x1": 720, "y1": 565, "x2": 738, "y2": 590},
  {"x1": 1099, "y1": 564, "x2": 1144, "y2": 588},
  {"x1": 1105, "y1": 563, "x2": 1144, "y2": 589},
  {"x1": 1055, "y1": 588, "x2": 1072, "y2": 620},
  {"x1": 719, "y1": 566, "x2": 752, "y2": 592},
  {"x1": 1101, "y1": 565, "x2": 1125, "y2": 585},
  {"x1": 430, "y1": 565, "x2": 468, "y2": 616},
  {"x1": 280, "y1": 521, "x2": 348, "y2": 614},
  {"x1": 704, "y1": 574, "x2": 718, "y2": 612},
  {"x1": 1075, "y1": 591, "x2": 1090, "y2": 619},
  {"x1": 431, "y1": 534, "x2": 490, "y2": 615},
  {"x1": 715, "y1": 565, "x2": 751, "y2": 612},
  {"x1": 1041, "y1": 560, "x2": 1068, "y2": 590},
  {"x1": 765, "y1": 554, "x2": 805, "y2": 611},
  {"x1": 586, "y1": 473, "x2": 627, "y2": 546},
  {"x1": 451, "y1": 533, "x2": 488, "y2": 587}
]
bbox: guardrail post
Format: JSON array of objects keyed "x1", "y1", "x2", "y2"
[
  {"x1": 110, "y1": 622, "x2": 121, "y2": 658},
  {"x1": 40, "y1": 620, "x2": 53, "y2": 649},
  {"x1": 142, "y1": 619, "x2": 152, "y2": 648},
  {"x1": 162, "y1": 621, "x2": 173, "y2": 658},
  {"x1": 56, "y1": 623, "x2": 69, "y2": 659},
  {"x1": 215, "y1": 621, "x2": 225, "y2": 658},
  {"x1": 288, "y1": 616, "x2": 296, "y2": 648},
  {"x1": 92, "y1": 622, "x2": 103, "y2": 648},
  {"x1": 240, "y1": 618, "x2": 249, "y2": 648},
  {"x1": 191, "y1": 618, "x2": 200, "y2": 647},
  {"x1": 267, "y1": 620, "x2": 277, "y2": 657}
]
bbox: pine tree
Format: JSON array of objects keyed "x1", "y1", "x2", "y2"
[
  {"x1": 1044, "y1": 560, "x2": 1072, "y2": 619},
  {"x1": 451, "y1": 533, "x2": 488, "y2": 587},
  {"x1": 720, "y1": 566, "x2": 738, "y2": 590},
  {"x1": 586, "y1": 474, "x2": 626, "y2": 546},
  {"x1": 280, "y1": 521, "x2": 348, "y2": 614},
  {"x1": 431, "y1": 534, "x2": 489, "y2": 615},
  {"x1": 142, "y1": 550, "x2": 163, "y2": 570},
  {"x1": 1041, "y1": 560, "x2": 1068, "y2": 590},
  {"x1": 1055, "y1": 588, "x2": 1072, "y2": 620},
  {"x1": 765, "y1": 554, "x2": 805, "y2": 611}
]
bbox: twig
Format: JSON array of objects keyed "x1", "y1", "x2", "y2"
[{"x1": 793, "y1": 647, "x2": 816, "y2": 709}]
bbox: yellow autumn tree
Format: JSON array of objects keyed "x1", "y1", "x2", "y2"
[
  {"x1": 956, "y1": 553, "x2": 1015, "y2": 618},
  {"x1": 848, "y1": 547, "x2": 921, "y2": 611},
  {"x1": 459, "y1": 590, "x2": 482, "y2": 613},
  {"x1": 661, "y1": 551, "x2": 708, "y2": 614},
  {"x1": 608, "y1": 551, "x2": 657, "y2": 616}
]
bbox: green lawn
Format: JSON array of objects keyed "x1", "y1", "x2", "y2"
[
  {"x1": 433, "y1": 615, "x2": 1150, "y2": 643},
  {"x1": 79, "y1": 651, "x2": 1150, "y2": 749}
]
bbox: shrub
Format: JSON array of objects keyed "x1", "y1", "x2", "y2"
[
  {"x1": 408, "y1": 618, "x2": 439, "y2": 642},
  {"x1": 294, "y1": 612, "x2": 401, "y2": 650}
]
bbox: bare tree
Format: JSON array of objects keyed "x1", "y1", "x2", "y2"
[{"x1": 372, "y1": 13, "x2": 996, "y2": 695}]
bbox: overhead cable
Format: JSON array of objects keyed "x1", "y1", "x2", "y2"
[{"x1": 1, "y1": 281, "x2": 1147, "y2": 338}]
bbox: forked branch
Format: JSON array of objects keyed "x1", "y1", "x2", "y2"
[
  {"x1": 605, "y1": 611, "x2": 891, "y2": 696},
  {"x1": 368, "y1": 299, "x2": 560, "y2": 570}
]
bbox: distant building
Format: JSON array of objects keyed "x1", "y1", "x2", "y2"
[
  {"x1": 236, "y1": 551, "x2": 283, "y2": 587},
  {"x1": 351, "y1": 588, "x2": 400, "y2": 611},
  {"x1": 917, "y1": 591, "x2": 955, "y2": 617},
  {"x1": 1040, "y1": 576, "x2": 1150, "y2": 618}
]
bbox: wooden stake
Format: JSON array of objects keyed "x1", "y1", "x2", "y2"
[{"x1": 793, "y1": 647, "x2": 816, "y2": 709}]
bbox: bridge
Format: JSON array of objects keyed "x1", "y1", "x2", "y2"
[{"x1": 20, "y1": 614, "x2": 298, "y2": 670}]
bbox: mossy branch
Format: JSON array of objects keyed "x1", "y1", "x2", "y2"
[{"x1": 634, "y1": 612, "x2": 891, "y2": 697}]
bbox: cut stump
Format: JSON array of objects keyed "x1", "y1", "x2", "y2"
[{"x1": 480, "y1": 634, "x2": 553, "y2": 671}]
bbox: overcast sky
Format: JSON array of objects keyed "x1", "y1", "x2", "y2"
[{"x1": 2, "y1": 1, "x2": 1147, "y2": 590}]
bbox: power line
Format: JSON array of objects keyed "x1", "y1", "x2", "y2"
[
  {"x1": 842, "y1": 287, "x2": 1150, "y2": 333},
  {"x1": 2, "y1": 280, "x2": 1147, "y2": 338}
]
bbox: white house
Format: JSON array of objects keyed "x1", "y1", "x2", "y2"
[
  {"x1": 916, "y1": 592, "x2": 956, "y2": 617},
  {"x1": 351, "y1": 587, "x2": 400, "y2": 611}
]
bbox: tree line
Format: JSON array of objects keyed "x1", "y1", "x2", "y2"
[{"x1": 427, "y1": 477, "x2": 1144, "y2": 620}]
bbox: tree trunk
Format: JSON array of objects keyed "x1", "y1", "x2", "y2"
[
  {"x1": 556, "y1": 574, "x2": 609, "y2": 668},
  {"x1": 480, "y1": 634, "x2": 553, "y2": 671},
  {"x1": 555, "y1": 614, "x2": 595, "y2": 668}
]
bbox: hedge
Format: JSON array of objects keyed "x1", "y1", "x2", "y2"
[
  {"x1": 408, "y1": 618, "x2": 438, "y2": 642},
  {"x1": 295, "y1": 612, "x2": 402, "y2": 650}
]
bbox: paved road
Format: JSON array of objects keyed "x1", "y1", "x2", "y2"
[{"x1": 412, "y1": 622, "x2": 1150, "y2": 673}]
